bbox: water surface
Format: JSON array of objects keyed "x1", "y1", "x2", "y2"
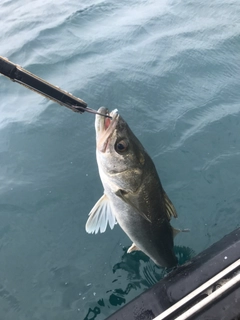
[{"x1": 0, "y1": 0, "x2": 240, "y2": 319}]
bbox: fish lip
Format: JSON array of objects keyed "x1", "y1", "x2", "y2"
[{"x1": 95, "y1": 108, "x2": 119, "y2": 153}]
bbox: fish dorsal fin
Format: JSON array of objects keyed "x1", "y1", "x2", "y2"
[
  {"x1": 85, "y1": 194, "x2": 117, "y2": 234},
  {"x1": 163, "y1": 191, "x2": 178, "y2": 220}
]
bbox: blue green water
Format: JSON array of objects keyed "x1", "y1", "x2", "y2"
[{"x1": 0, "y1": 0, "x2": 240, "y2": 319}]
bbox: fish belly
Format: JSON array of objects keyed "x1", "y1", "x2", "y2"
[{"x1": 111, "y1": 198, "x2": 178, "y2": 267}]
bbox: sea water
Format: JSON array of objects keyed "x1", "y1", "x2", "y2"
[{"x1": 0, "y1": 0, "x2": 240, "y2": 319}]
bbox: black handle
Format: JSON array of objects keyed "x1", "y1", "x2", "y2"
[{"x1": 0, "y1": 56, "x2": 87, "y2": 113}]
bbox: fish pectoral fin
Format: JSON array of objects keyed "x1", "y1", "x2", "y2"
[
  {"x1": 127, "y1": 243, "x2": 140, "y2": 253},
  {"x1": 163, "y1": 191, "x2": 178, "y2": 220},
  {"x1": 85, "y1": 194, "x2": 117, "y2": 234},
  {"x1": 115, "y1": 189, "x2": 151, "y2": 223},
  {"x1": 172, "y1": 227, "x2": 190, "y2": 237}
]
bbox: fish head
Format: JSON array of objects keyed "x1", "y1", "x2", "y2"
[{"x1": 95, "y1": 107, "x2": 146, "y2": 192}]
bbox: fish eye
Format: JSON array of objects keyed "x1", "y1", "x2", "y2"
[{"x1": 115, "y1": 139, "x2": 128, "y2": 153}]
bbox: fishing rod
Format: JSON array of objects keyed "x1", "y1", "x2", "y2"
[{"x1": 0, "y1": 56, "x2": 112, "y2": 119}]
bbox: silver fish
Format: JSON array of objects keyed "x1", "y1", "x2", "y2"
[{"x1": 86, "y1": 107, "x2": 183, "y2": 267}]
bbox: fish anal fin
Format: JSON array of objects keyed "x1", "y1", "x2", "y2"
[
  {"x1": 85, "y1": 194, "x2": 117, "y2": 234},
  {"x1": 127, "y1": 243, "x2": 140, "y2": 253},
  {"x1": 172, "y1": 227, "x2": 190, "y2": 238}
]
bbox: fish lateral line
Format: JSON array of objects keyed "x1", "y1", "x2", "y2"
[{"x1": 115, "y1": 189, "x2": 152, "y2": 223}]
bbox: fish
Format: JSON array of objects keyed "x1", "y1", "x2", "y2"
[{"x1": 85, "y1": 107, "x2": 183, "y2": 267}]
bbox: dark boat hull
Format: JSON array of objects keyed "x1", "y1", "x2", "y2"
[{"x1": 106, "y1": 228, "x2": 240, "y2": 320}]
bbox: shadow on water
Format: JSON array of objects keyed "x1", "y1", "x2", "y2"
[{"x1": 84, "y1": 245, "x2": 195, "y2": 320}]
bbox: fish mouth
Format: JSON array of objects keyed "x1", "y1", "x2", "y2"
[{"x1": 95, "y1": 107, "x2": 119, "y2": 153}]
